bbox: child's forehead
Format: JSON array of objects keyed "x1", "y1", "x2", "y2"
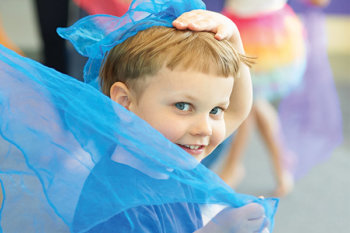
[
  {"x1": 141, "y1": 67, "x2": 234, "y2": 91},
  {"x1": 152, "y1": 65, "x2": 234, "y2": 80},
  {"x1": 130, "y1": 66, "x2": 235, "y2": 97}
]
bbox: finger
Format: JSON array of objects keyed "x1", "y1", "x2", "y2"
[
  {"x1": 174, "y1": 9, "x2": 238, "y2": 41},
  {"x1": 173, "y1": 10, "x2": 204, "y2": 28},
  {"x1": 242, "y1": 203, "x2": 265, "y2": 220},
  {"x1": 214, "y1": 24, "x2": 230, "y2": 40},
  {"x1": 174, "y1": 10, "x2": 220, "y2": 31},
  {"x1": 187, "y1": 19, "x2": 217, "y2": 32},
  {"x1": 174, "y1": 16, "x2": 212, "y2": 31},
  {"x1": 172, "y1": 20, "x2": 187, "y2": 30}
]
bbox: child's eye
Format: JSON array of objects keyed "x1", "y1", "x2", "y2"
[
  {"x1": 210, "y1": 107, "x2": 224, "y2": 115},
  {"x1": 175, "y1": 102, "x2": 191, "y2": 111}
]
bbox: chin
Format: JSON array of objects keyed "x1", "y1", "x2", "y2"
[{"x1": 197, "y1": 153, "x2": 209, "y2": 162}]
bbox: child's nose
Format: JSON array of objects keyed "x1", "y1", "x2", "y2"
[{"x1": 189, "y1": 115, "x2": 212, "y2": 137}]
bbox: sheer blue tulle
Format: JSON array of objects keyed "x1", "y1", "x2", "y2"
[
  {"x1": 57, "y1": 0, "x2": 206, "y2": 88},
  {"x1": 0, "y1": 44, "x2": 277, "y2": 232}
]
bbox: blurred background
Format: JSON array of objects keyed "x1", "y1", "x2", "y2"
[{"x1": 0, "y1": 0, "x2": 349, "y2": 232}]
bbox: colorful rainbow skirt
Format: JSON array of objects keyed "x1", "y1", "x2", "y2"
[{"x1": 223, "y1": 5, "x2": 307, "y2": 100}]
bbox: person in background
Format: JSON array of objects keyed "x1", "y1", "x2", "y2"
[
  {"x1": 212, "y1": 0, "x2": 305, "y2": 197},
  {"x1": 209, "y1": 0, "x2": 342, "y2": 197}
]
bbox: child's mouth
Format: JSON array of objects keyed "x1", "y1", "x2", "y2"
[{"x1": 176, "y1": 144, "x2": 205, "y2": 156}]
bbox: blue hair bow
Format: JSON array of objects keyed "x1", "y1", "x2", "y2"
[{"x1": 57, "y1": 0, "x2": 206, "y2": 88}]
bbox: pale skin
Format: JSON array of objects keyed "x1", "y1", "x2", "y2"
[
  {"x1": 111, "y1": 68, "x2": 233, "y2": 161},
  {"x1": 109, "y1": 9, "x2": 269, "y2": 233}
]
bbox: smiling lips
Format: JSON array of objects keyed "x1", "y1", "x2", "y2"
[{"x1": 177, "y1": 144, "x2": 206, "y2": 156}]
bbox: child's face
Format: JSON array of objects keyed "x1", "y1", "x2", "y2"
[{"x1": 128, "y1": 67, "x2": 234, "y2": 161}]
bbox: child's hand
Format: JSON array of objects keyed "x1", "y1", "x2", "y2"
[
  {"x1": 173, "y1": 9, "x2": 239, "y2": 41},
  {"x1": 195, "y1": 203, "x2": 269, "y2": 233}
]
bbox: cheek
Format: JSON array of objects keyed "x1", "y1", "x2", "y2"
[
  {"x1": 155, "y1": 120, "x2": 184, "y2": 143},
  {"x1": 148, "y1": 116, "x2": 185, "y2": 143},
  {"x1": 136, "y1": 102, "x2": 185, "y2": 143},
  {"x1": 211, "y1": 121, "x2": 226, "y2": 148}
]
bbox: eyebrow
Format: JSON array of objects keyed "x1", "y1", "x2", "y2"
[
  {"x1": 183, "y1": 94, "x2": 229, "y2": 107},
  {"x1": 218, "y1": 100, "x2": 230, "y2": 108},
  {"x1": 182, "y1": 94, "x2": 197, "y2": 102}
]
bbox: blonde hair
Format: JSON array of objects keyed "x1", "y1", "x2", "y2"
[{"x1": 100, "y1": 26, "x2": 252, "y2": 96}]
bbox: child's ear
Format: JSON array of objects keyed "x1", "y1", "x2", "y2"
[{"x1": 110, "y1": 82, "x2": 133, "y2": 110}]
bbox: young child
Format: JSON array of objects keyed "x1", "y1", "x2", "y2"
[
  {"x1": 72, "y1": 24, "x2": 255, "y2": 233},
  {"x1": 0, "y1": 0, "x2": 277, "y2": 232}
]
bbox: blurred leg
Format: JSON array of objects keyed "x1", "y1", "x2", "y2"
[
  {"x1": 254, "y1": 99, "x2": 294, "y2": 196},
  {"x1": 219, "y1": 108, "x2": 255, "y2": 187}
]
